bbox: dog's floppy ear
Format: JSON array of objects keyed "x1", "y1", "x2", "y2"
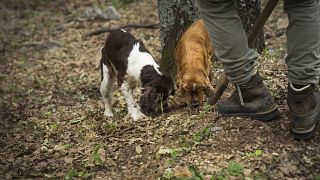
[
  {"x1": 157, "y1": 73, "x2": 175, "y2": 97},
  {"x1": 140, "y1": 86, "x2": 160, "y2": 116},
  {"x1": 141, "y1": 86, "x2": 153, "y2": 94},
  {"x1": 180, "y1": 76, "x2": 189, "y2": 91},
  {"x1": 175, "y1": 85, "x2": 185, "y2": 97},
  {"x1": 140, "y1": 65, "x2": 158, "y2": 85}
]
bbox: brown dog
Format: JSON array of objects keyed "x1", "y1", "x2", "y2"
[{"x1": 174, "y1": 19, "x2": 215, "y2": 107}]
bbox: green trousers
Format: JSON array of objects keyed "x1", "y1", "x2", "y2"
[{"x1": 196, "y1": 0, "x2": 320, "y2": 85}]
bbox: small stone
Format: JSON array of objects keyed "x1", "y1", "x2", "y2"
[
  {"x1": 84, "y1": 6, "x2": 121, "y2": 20},
  {"x1": 211, "y1": 126, "x2": 223, "y2": 132},
  {"x1": 135, "y1": 145, "x2": 142, "y2": 154},
  {"x1": 38, "y1": 41, "x2": 63, "y2": 51}
]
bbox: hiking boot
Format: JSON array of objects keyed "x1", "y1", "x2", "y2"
[
  {"x1": 217, "y1": 73, "x2": 280, "y2": 121},
  {"x1": 288, "y1": 83, "x2": 320, "y2": 140}
]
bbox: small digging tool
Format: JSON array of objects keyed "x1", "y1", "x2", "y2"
[{"x1": 208, "y1": 0, "x2": 280, "y2": 105}]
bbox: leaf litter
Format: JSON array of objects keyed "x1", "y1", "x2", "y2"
[{"x1": 0, "y1": 0, "x2": 319, "y2": 179}]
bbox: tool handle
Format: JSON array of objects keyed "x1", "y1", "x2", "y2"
[
  {"x1": 208, "y1": 74, "x2": 229, "y2": 105},
  {"x1": 248, "y1": 0, "x2": 280, "y2": 47}
]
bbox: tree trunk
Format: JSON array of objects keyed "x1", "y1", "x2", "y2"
[
  {"x1": 157, "y1": 0, "x2": 199, "y2": 78},
  {"x1": 158, "y1": 0, "x2": 265, "y2": 78},
  {"x1": 235, "y1": 0, "x2": 265, "y2": 53}
]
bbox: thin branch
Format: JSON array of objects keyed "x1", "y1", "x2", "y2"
[{"x1": 85, "y1": 23, "x2": 160, "y2": 37}]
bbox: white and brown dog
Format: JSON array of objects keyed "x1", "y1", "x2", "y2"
[
  {"x1": 175, "y1": 19, "x2": 215, "y2": 107},
  {"x1": 100, "y1": 29, "x2": 174, "y2": 121}
]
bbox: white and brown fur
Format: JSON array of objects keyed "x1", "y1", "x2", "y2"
[{"x1": 100, "y1": 29, "x2": 174, "y2": 121}]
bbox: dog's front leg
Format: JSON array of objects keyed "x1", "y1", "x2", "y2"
[{"x1": 120, "y1": 81, "x2": 145, "y2": 121}]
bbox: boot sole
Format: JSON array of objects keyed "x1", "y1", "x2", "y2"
[
  {"x1": 292, "y1": 121, "x2": 319, "y2": 140},
  {"x1": 218, "y1": 107, "x2": 280, "y2": 122}
]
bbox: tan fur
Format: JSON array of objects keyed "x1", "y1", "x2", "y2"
[{"x1": 175, "y1": 19, "x2": 214, "y2": 105}]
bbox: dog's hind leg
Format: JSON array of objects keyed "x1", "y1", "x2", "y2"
[
  {"x1": 100, "y1": 63, "x2": 115, "y2": 117},
  {"x1": 120, "y1": 81, "x2": 145, "y2": 121}
]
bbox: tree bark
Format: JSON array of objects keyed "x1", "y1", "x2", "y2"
[
  {"x1": 158, "y1": 0, "x2": 265, "y2": 77},
  {"x1": 236, "y1": 0, "x2": 265, "y2": 53},
  {"x1": 157, "y1": 0, "x2": 199, "y2": 78}
]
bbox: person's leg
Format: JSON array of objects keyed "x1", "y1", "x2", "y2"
[
  {"x1": 196, "y1": 0, "x2": 279, "y2": 121},
  {"x1": 196, "y1": 0, "x2": 257, "y2": 85},
  {"x1": 285, "y1": 0, "x2": 320, "y2": 140},
  {"x1": 285, "y1": 0, "x2": 320, "y2": 85}
]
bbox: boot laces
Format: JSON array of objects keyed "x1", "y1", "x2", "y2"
[{"x1": 236, "y1": 85, "x2": 245, "y2": 106}]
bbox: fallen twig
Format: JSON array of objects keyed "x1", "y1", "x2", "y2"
[{"x1": 85, "y1": 23, "x2": 160, "y2": 37}]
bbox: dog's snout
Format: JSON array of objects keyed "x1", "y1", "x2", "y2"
[
  {"x1": 189, "y1": 90, "x2": 199, "y2": 107},
  {"x1": 191, "y1": 100, "x2": 199, "y2": 107},
  {"x1": 191, "y1": 90, "x2": 196, "y2": 97}
]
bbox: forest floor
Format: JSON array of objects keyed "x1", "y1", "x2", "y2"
[{"x1": 1, "y1": 0, "x2": 320, "y2": 179}]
